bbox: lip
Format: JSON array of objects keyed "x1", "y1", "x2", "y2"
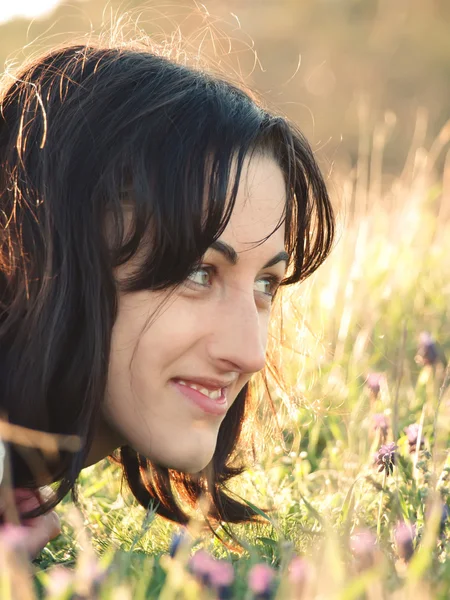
[
  {"x1": 170, "y1": 379, "x2": 229, "y2": 416},
  {"x1": 173, "y1": 376, "x2": 236, "y2": 390}
]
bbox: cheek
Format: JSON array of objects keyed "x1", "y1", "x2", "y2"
[
  {"x1": 104, "y1": 297, "x2": 231, "y2": 471},
  {"x1": 259, "y1": 309, "x2": 272, "y2": 348},
  {"x1": 105, "y1": 295, "x2": 211, "y2": 428},
  {"x1": 132, "y1": 300, "x2": 210, "y2": 372},
  {"x1": 109, "y1": 290, "x2": 191, "y2": 373}
]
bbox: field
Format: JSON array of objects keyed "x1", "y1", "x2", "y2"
[{"x1": 2, "y1": 120, "x2": 450, "y2": 599}]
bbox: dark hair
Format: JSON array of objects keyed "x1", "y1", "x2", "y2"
[{"x1": 0, "y1": 40, "x2": 334, "y2": 525}]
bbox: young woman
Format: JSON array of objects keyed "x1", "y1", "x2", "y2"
[{"x1": 0, "y1": 39, "x2": 334, "y2": 556}]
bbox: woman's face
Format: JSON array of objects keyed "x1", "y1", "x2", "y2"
[{"x1": 101, "y1": 153, "x2": 287, "y2": 473}]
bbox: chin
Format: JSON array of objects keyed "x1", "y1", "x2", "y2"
[
  {"x1": 179, "y1": 462, "x2": 211, "y2": 475},
  {"x1": 131, "y1": 430, "x2": 219, "y2": 474},
  {"x1": 155, "y1": 449, "x2": 215, "y2": 474},
  {"x1": 165, "y1": 456, "x2": 213, "y2": 474}
]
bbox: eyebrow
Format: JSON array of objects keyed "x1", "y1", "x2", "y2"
[{"x1": 210, "y1": 240, "x2": 289, "y2": 269}]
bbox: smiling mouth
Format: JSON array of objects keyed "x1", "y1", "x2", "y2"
[
  {"x1": 175, "y1": 379, "x2": 224, "y2": 400},
  {"x1": 170, "y1": 378, "x2": 229, "y2": 416}
]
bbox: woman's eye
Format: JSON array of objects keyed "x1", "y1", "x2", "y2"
[
  {"x1": 186, "y1": 268, "x2": 281, "y2": 299},
  {"x1": 186, "y1": 266, "x2": 215, "y2": 287},
  {"x1": 254, "y1": 276, "x2": 281, "y2": 299}
]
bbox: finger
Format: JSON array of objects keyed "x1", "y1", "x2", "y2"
[
  {"x1": 23, "y1": 512, "x2": 61, "y2": 558},
  {"x1": 46, "y1": 511, "x2": 61, "y2": 540},
  {"x1": 0, "y1": 522, "x2": 48, "y2": 559},
  {"x1": 13, "y1": 488, "x2": 41, "y2": 513}
]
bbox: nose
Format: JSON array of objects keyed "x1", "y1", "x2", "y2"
[{"x1": 207, "y1": 293, "x2": 267, "y2": 374}]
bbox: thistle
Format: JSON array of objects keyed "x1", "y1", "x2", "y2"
[
  {"x1": 404, "y1": 423, "x2": 424, "y2": 454},
  {"x1": 375, "y1": 443, "x2": 397, "y2": 539},
  {"x1": 373, "y1": 413, "x2": 389, "y2": 444},
  {"x1": 288, "y1": 556, "x2": 312, "y2": 598},
  {"x1": 425, "y1": 501, "x2": 449, "y2": 537},
  {"x1": 350, "y1": 529, "x2": 377, "y2": 571},
  {"x1": 415, "y1": 332, "x2": 439, "y2": 366},
  {"x1": 208, "y1": 560, "x2": 235, "y2": 600},
  {"x1": 394, "y1": 521, "x2": 416, "y2": 561},
  {"x1": 375, "y1": 442, "x2": 397, "y2": 476},
  {"x1": 189, "y1": 550, "x2": 216, "y2": 586},
  {"x1": 189, "y1": 551, "x2": 235, "y2": 598},
  {"x1": 366, "y1": 373, "x2": 384, "y2": 399},
  {"x1": 248, "y1": 563, "x2": 276, "y2": 600}
]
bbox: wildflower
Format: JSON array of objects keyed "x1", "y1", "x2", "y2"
[
  {"x1": 372, "y1": 413, "x2": 389, "y2": 443},
  {"x1": 189, "y1": 550, "x2": 216, "y2": 586},
  {"x1": 209, "y1": 560, "x2": 235, "y2": 599},
  {"x1": 404, "y1": 423, "x2": 424, "y2": 454},
  {"x1": 189, "y1": 551, "x2": 235, "y2": 597},
  {"x1": 425, "y1": 501, "x2": 449, "y2": 536},
  {"x1": 375, "y1": 442, "x2": 397, "y2": 476},
  {"x1": 288, "y1": 556, "x2": 311, "y2": 598},
  {"x1": 350, "y1": 529, "x2": 377, "y2": 570},
  {"x1": 169, "y1": 529, "x2": 187, "y2": 558},
  {"x1": 415, "y1": 332, "x2": 439, "y2": 366},
  {"x1": 394, "y1": 521, "x2": 415, "y2": 561},
  {"x1": 248, "y1": 563, "x2": 275, "y2": 599},
  {"x1": 366, "y1": 373, "x2": 384, "y2": 398}
]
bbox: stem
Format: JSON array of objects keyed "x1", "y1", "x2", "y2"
[{"x1": 377, "y1": 470, "x2": 387, "y2": 539}]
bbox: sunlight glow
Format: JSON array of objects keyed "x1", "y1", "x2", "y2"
[{"x1": 0, "y1": 0, "x2": 63, "y2": 24}]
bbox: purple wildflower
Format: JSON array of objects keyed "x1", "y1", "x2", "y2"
[
  {"x1": 248, "y1": 563, "x2": 275, "y2": 599},
  {"x1": 404, "y1": 423, "x2": 424, "y2": 454},
  {"x1": 394, "y1": 521, "x2": 415, "y2": 561},
  {"x1": 375, "y1": 442, "x2": 397, "y2": 476},
  {"x1": 366, "y1": 373, "x2": 384, "y2": 398},
  {"x1": 209, "y1": 560, "x2": 235, "y2": 599},
  {"x1": 350, "y1": 529, "x2": 377, "y2": 570},
  {"x1": 373, "y1": 413, "x2": 389, "y2": 443},
  {"x1": 189, "y1": 550, "x2": 216, "y2": 586},
  {"x1": 189, "y1": 551, "x2": 235, "y2": 597},
  {"x1": 415, "y1": 332, "x2": 439, "y2": 366},
  {"x1": 288, "y1": 556, "x2": 311, "y2": 597},
  {"x1": 425, "y1": 501, "x2": 449, "y2": 536}
]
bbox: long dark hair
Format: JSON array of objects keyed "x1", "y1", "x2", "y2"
[{"x1": 0, "y1": 40, "x2": 334, "y2": 525}]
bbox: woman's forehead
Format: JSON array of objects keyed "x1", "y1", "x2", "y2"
[{"x1": 219, "y1": 155, "x2": 286, "y2": 250}]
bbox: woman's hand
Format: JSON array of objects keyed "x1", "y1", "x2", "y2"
[{"x1": 0, "y1": 488, "x2": 61, "y2": 559}]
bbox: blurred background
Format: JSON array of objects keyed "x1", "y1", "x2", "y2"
[{"x1": 1, "y1": 0, "x2": 450, "y2": 186}]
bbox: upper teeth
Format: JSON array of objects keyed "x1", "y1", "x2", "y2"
[{"x1": 177, "y1": 380, "x2": 223, "y2": 400}]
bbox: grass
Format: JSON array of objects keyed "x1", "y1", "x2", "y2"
[{"x1": 2, "y1": 118, "x2": 450, "y2": 599}]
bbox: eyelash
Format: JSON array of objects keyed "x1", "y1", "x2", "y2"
[{"x1": 186, "y1": 265, "x2": 282, "y2": 300}]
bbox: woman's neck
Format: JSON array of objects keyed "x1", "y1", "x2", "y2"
[{"x1": 83, "y1": 415, "x2": 126, "y2": 468}]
